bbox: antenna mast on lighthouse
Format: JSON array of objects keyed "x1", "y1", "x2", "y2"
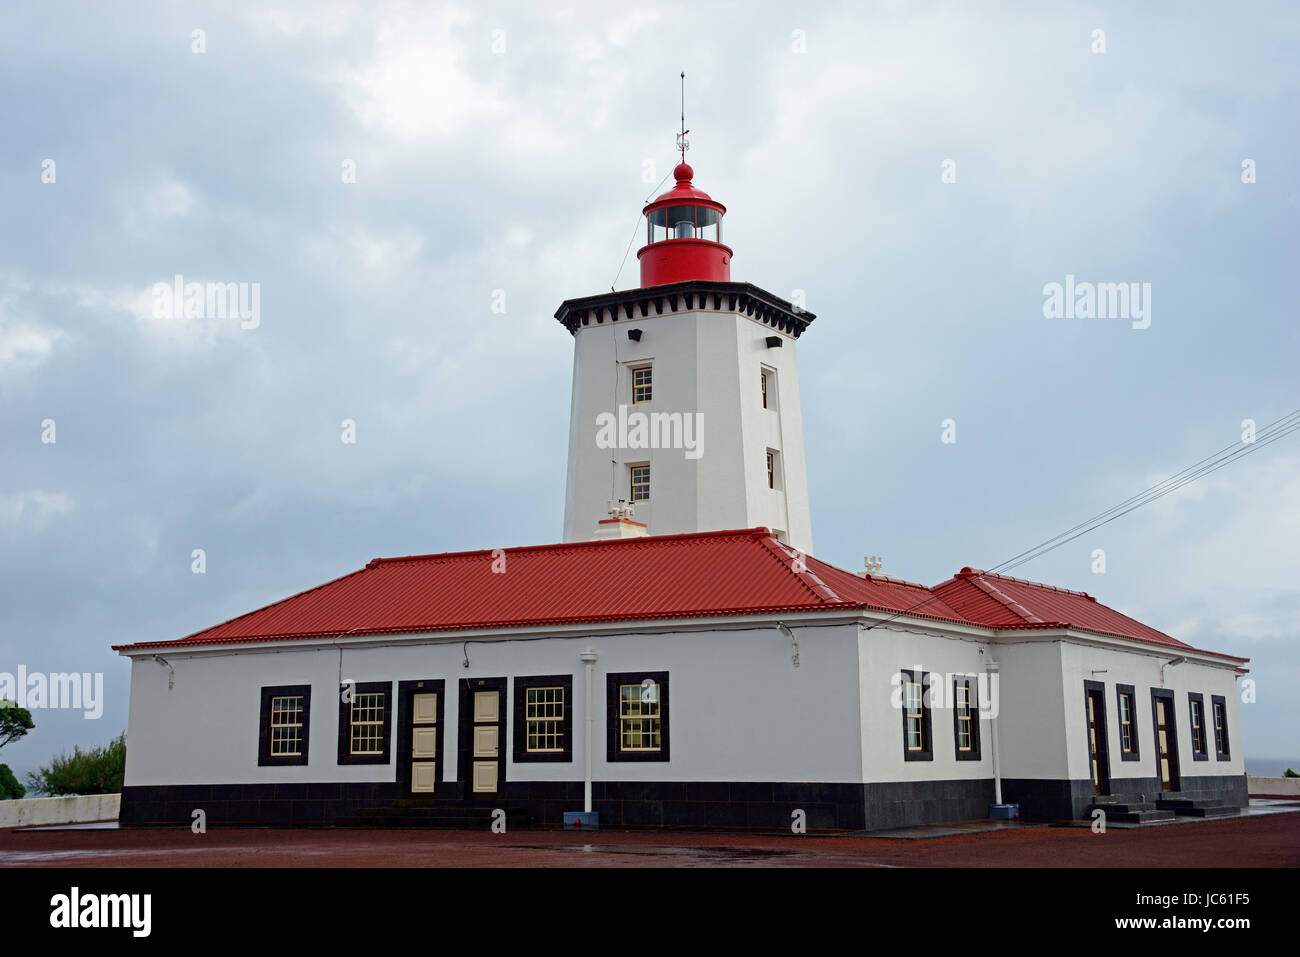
[{"x1": 677, "y1": 71, "x2": 690, "y2": 162}]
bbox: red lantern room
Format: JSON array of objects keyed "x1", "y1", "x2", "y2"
[{"x1": 637, "y1": 160, "x2": 732, "y2": 287}]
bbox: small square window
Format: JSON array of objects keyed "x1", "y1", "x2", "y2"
[
  {"x1": 632, "y1": 366, "x2": 652, "y2": 404},
  {"x1": 630, "y1": 464, "x2": 650, "y2": 502},
  {"x1": 338, "y1": 681, "x2": 392, "y2": 765},
  {"x1": 513, "y1": 675, "x2": 573, "y2": 763},
  {"x1": 259, "y1": 684, "x2": 311, "y2": 767},
  {"x1": 607, "y1": 671, "x2": 669, "y2": 762}
]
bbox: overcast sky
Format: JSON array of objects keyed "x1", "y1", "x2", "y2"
[{"x1": 1, "y1": 1, "x2": 1296, "y2": 778}]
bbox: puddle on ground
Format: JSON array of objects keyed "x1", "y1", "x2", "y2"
[{"x1": 509, "y1": 843, "x2": 794, "y2": 863}]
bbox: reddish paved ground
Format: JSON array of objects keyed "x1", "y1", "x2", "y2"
[{"x1": 1, "y1": 813, "x2": 1296, "y2": 867}]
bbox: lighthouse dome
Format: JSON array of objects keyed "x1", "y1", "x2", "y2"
[{"x1": 637, "y1": 160, "x2": 732, "y2": 287}]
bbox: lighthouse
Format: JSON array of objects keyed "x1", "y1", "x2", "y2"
[{"x1": 555, "y1": 129, "x2": 816, "y2": 554}]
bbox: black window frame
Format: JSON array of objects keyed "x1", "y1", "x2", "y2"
[
  {"x1": 258, "y1": 684, "x2": 312, "y2": 767},
  {"x1": 606, "y1": 671, "x2": 670, "y2": 763},
  {"x1": 900, "y1": 669, "x2": 933, "y2": 762},
  {"x1": 1116, "y1": 683, "x2": 1140, "y2": 761},
  {"x1": 337, "y1": 680, "x2": 393, "y2": 765},
  {"x1": 513, "y1": 674, "x2": 574, "y2": 763},
  {"x1": 1210, "y1": 694, "x2": 1230, "y2": 760},
  {"x1": 1187, "y1": 692, "x2": 1209, "y2": 761},
  {"x1": 952, "y1": 674, "x2": 981, "y2": 761}
]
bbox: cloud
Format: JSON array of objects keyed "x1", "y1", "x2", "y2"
[
  {"x1": 0, "y1": 491, "x2": 74, "y2": 532},
  {"x1": 0, "y1": 321, "x2": 60, "y2": 364}
]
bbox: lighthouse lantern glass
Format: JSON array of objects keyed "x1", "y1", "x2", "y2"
[{"x1": 646, "y1": 205, "x2": 722, "y2": 245}]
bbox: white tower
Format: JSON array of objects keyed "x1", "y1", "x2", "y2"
[{"x1": 555, "y1": 152, "x2": 816, "y2": 554}]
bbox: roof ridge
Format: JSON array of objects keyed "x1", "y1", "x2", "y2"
[
  {"x1": 958, "y1": 566, "x2": 1096, "y2": 601},
  {"x1": 953, "y1": 571, "x2": 1044, "y2": 623},
  {"x1": 368, "y1": 526, "x2": 773, "y2": 566},
  {"x1": 760, "y1": 538, "x2": 844, "y2": 604}
]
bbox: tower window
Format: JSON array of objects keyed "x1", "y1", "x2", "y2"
[
  {"x1": 630, "y1": 464, "x2": 650, "y2": 501},
  {"x1": 766, "y1": 449, "x2": 780, "y2": 490},
  {"x1": 761, "y1": 370, "x2": 769, "y2": 408},
  {"x1": 632, "y1": 366, "x2": 652, "y2": 404}
]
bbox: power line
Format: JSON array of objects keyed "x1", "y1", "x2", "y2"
[
  {"x1": 862, "y1": 410, "x2": 1300, "y2": 630},
  {"x1": 610, "y1": 167, "x2": 672, "y2": 291},
  {"x1": 989, "y1": 409, "x2": 1300, "y2": 572},
  {"x1": 994, "y1": 411, "x2": 1300, "y2": 573}
]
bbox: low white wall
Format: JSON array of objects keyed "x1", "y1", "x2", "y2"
[
  {"x1": 1247, "y1": 776, "x2": 1300, "y2": 797},
  {"x1": 0, "y1": 793, "x2": 121, "y2": 828}
]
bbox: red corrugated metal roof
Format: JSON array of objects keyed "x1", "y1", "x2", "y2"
[
  {"x1": 799, "y1": 555, "x2": 969, "y2": 625},
  {"x1": 932, "y1": 567, "x2": 1205, "y2": 651},
  {"x1": 115, "y1": 529, "x2": 857, "y2": 650},
  {"x1": 111, "y1": 529, "x2": 1245, "y2": 661}
]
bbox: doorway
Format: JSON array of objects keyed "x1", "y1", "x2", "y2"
[
  {"x1": 396, "y1": 679, "x2": 445, "y2": 797},
  {"x1": 459, "y1": 677, "x2": 506, "y2": 798},
  {"x1": 1083, "y1": 680, "x2": 1111, "y2": 796},
  {"x1": 1151, "y1": 690, "x2": 1180, "y2": 792}
]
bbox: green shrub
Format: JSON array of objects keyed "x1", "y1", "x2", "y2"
[
  {"x1": 1286, "y1": 768, "x2": 1299, "y2": 778},
  {"x1": 24, "y1": 732, "x2": 126, "y2": 796},
  {"x1": 0, "y1": 764, "x2": 24, "y2": 799}
]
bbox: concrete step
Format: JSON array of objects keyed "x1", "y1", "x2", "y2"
[
  {"x1": 335, "y1": 803, "x2": 538, "y2": 829},
  {"x1": 1090, "y1": 802, "x2": 1158, "y2": 814},
  {"x1": 1155, "y1": 797, "x2": 1241, "y2": 817},
  {"x1": 1107, "y1": 808, "x2": 1178, "y2": 824},
  {"x1": 1157, "y1": 797, "x2": 1222, "y2": 810}
]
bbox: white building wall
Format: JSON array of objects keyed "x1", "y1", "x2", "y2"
[
  {"x1": 1056, "y1": 641, "x2": 1245, "y2": 783},
  {"x1": 123, "y1": 620, "x2": 864, "y2": 788},
  {"x1": 561, "y1": 298, "x2": 813, "y2": 553},
  {"x1": 857, "y1": 624, "x2": 994, "y2": 784},
  {"x1": 994, "y1": 640, "x2": 1072, "y2": 780}
]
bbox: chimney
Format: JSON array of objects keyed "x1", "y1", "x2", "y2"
[
  {"x1": 860, "y1": 555, "x2": 883, "y2": 577},
  {"x1": 592, "y1": 500, "x2": 648, "y2": 540}
]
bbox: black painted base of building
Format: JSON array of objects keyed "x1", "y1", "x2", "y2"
[
  {"x1": 118, "y1": 773, "x2": 1248, "y2": 831},
  {"x1": 1002, "y1": 773, "x2": 1249, "y2": 821}
]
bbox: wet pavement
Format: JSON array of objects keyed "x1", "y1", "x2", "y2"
[{"x1": 1, "y1": 808, "x2": 1296, "y2": 867}]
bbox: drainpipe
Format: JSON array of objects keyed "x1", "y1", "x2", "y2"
[
  {"x1": 579, "y1": 649, "x2": 598, "y2": 814},
  {"x1": 987, "y1": 660, "x2": 1002, "y2": 806}
]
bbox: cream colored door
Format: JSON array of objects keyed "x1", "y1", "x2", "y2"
[
  {"x1": 410, "y1": 692, "x2": 437, "y2": 794},
  {"x1": 472, "y1": 690, "x2": 500, "y2": 794}
]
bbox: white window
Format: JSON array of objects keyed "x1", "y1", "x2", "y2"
[
  {"x1": 270, "y1": 696, "x2": 304, "y2": 756},
  {"x1": 630, "y1": 464, "x2": 650, "y2": 502},
  {"x1": 632, "y1": 366, "x2": 652, "y2": 404},
  {"x1": 525, "y1": 686, "x2": 565, "y2": 753},
  {"x1": 350, "y1": 692, "x2": 385, "y2": 755}
]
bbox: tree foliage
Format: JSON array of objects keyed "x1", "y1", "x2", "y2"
[
  {"x1": 24, "y1": 732, "x2": 126, "y2": 796},
  {"x1": 0, "y1": 701, "x2": 35, "y2": 750},
  {"x1": 0, "y1": 764, "x2": 24, "y2": 800}
]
